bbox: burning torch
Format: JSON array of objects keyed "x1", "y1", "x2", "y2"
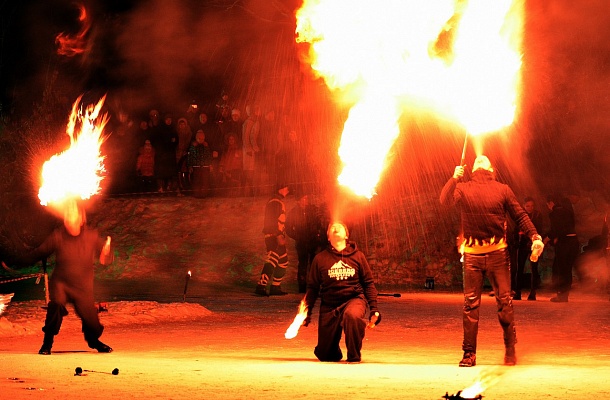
[
  {"x1": 460, "y1": 133, "x2": 468, "y2": 167},
  {"x1": 182, "y1": 271, "x2": 191, "y2": 302},
  {"x1": 285, "y1": 299, "x2": 308, "y2": 339}
]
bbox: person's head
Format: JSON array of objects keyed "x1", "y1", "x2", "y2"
[
  {"x1": 472, "y1": 155, "x2": 493, "y2": 173},
  {"x1": 227, "y1": 134, "x2": 237, "y2": 146},
  {"x1": 63, "y1": 200, "x2": 85, "y2": 236},
  {"x1": 177, "y1": 118, "x2": 188, "y2": 130},
  {"x1": 327, "y1": 221, "x2": 349, "y2": 248},
  {"x1": 198, "y1": 113, "x2": 208, "y2": 125},
  {"x1": 164, "y1": 114, "x2": 173, "y2": 126},
  {"x1": 523, "y1": 196, "x2": 535, "y2": 214},
  {"x1": 546, "y1": 194, "x2": 558, "y2": 210},
  {"x1": 195, "y1": 129, "x2": 205, "y2": 144},
  {"x1": 139, "y1": 120, "x2": 149, "y2": 130},
  {"x1": 231, "y1": 109, "x2": 241, "y2": 121}
]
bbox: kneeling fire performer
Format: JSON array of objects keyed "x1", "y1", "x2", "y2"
[
  {"x1": 440, "y1": 155, "x2": 543, "y2": 367},
  {"x1": 302, "y1": 221, "x2": 381, "y2": 363},
  {"x1": 25, "y1": 200, "x2": 114, "y2": 355}
]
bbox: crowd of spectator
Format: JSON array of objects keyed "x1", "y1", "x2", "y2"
[{"x1": 103, "y1": 92, "x2": 310, "y2": 198}]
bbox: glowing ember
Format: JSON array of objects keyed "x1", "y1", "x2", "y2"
[
  {"x1": 285, "y1": 300, "x2": 308, "y2": 339},
  {"x1": 55, "y1": 3, "x2": 91, "y2": 57},
  {"x1": 296, "y1": 0, "x2": 523, "y2": 198},
  {"x1": 38, "y1": 95, "x2": 109, "y2": 210},
  {"x1": 460, "y1": 381, "x2": 484, "y2": 399}
]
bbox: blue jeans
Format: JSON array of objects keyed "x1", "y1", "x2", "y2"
[{"x1": 462, "y1": 248, "x2": 516, "y2": 353}]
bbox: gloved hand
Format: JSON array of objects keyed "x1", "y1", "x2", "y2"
[
  {"x1": 452, "y1": 166, "x2": 465, "y2": 180},
  {"x1": 368, "y1": 311, "x2": 381, "y2": 328},
  {"x1": 530, "y1": 235, "x2": 544, "y2": 262},
  {"x1": 302, "y1": 315, "x2": 311, "y2": 327}
]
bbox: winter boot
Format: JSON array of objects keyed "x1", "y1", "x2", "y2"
[
  {"x1": 269, "y1": 286, "x2": 288, "y2": 296},
  {"x1": 38, "y1": 334, "x2": 54, "y2": 355},
  {"x1": 89, "y1": 339, "x2": 113, "y2": 353},
  {"x1": 459, "y1": 352, "x2": 476, "y2": 367},
  {"x1": 254, "y1": 285, "x2": 268, "y2": 296},
  {"x1": 504, "y1": 346, "x2": 517, "y2": 365}
]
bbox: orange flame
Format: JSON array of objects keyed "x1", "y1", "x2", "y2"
[
  {"x1": 296, "y1": 0, "x2": 523, "y2": 198},
  {"x1": 55, "y1": 3, "x2": 90, "y2": 57},
  {"x1": 461, "y1": 367, "x2": 504, "y2": 398},
  {"x1": 38, "y1": 95, "x2": 109, "y2": 211},
  {"x1": 285, "y1": 299, "x2": 308, "y2": 339}
]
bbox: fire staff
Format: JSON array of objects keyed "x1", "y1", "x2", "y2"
[
  {"x1": 440, "y1": 155, "x2": 543, "y2": 367},
  {"x1": 302, "y1": 221, "x2": 381, "y2": 363},
  {"x1": 25, "y1": 201, "x2": 114, "y2": 355}
]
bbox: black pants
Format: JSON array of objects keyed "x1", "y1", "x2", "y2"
[
  {"x1": 191, "y1": 166, "x2": 211, "y2": 198},
  {"x1": 257, "y1": 235, "x2": 288, "y2": 288},
  {"x1": 552, "y1": 236, "x2": 580, "y2": 296},
  {"x1": 314, "y1": 296, "x2": 368, "y2": 363},
  {"x1": 43, "y1": 281, "x2": 104, "y2": 346},
  {"x1": 295, "y1": 241, "x2": 317, "y2": 292},
  {"x1": 513, "y1": 242, "x2": 540, "y2": 296},
  {"x1": 462, "y1": 248, "x2": 515, "y2": 353}
]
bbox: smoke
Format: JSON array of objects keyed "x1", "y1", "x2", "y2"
[{"x1": 522, "y1": 1, "x2": 610, "y2": 200}]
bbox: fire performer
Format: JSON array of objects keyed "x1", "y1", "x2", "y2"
[
  {"x1": 302, "y1": 221, "x2": 381, "y2": 363},
  {"x1": 255, "y1": 183, "x2": 290, "y2": 296},
  {"x1": 25, "y1": 200, "x2": 114, "y2": 355},
  {"x1": 440, "y1": 155, "x2": 543, "y2": 367}
]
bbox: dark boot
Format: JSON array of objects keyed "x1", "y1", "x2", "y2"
[
  {"x1": 89, "y1": 339, "x2": 113, "y2": 353},
  {"x1": 38, "y1": 334, "x2": 54, "y2": 355},
  {"x1": 527, "y1": 291, "x2": 537, "y2": 301},
  {"x1": 459, "y1": 352, "x2": 476, "y2": 367},
  {"x1": 269, "y1": 286, "x2": 288, "y2": 296},
  {"x1": 254, "y1": 285, "x2": 268, "y2": 296},
  {"x1": 504, "y1": 346, "x2": 517, "y2": 365},
  {"x1": 550, "y1": 292, "x2": 569, "y2": 302}
]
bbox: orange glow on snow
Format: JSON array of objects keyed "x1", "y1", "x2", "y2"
[
  {"x1": 285, "y1": 299, "x2": 308, "y2": 339},
  {"x1": 296, "y1": 0, "x2": 523, "y2": 198},
  {"x1": 38, "y1": 95, "x2": 109, "y2": 211},
  {"x1": 55, "y1": 3, "x2": 91, "y2": 57}
]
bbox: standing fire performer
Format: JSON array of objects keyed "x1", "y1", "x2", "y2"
[
  {"x1": 302, "y1": 221, "x2": 381, "y2": 363},
  {"x1": 440, "y1": 155, "x2": 543, "y2": 367},
  {"x1": 25, "y1": 200, "x2": 114, "y2": 355},
  {"x1": 255, "y1": 183, "x2": 290, "y2": 296}
]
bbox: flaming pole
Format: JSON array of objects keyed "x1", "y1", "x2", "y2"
[
  {"x1": 182, "y1": 271, "x2": 191, "y2": 302},
  {"x1": 460, "y1": 133, "x2": 468, "y2": 167}
]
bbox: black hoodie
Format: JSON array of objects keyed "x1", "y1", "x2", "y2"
[{"x1": 304, "y1": 241, "x2": 378, "y2": 315}]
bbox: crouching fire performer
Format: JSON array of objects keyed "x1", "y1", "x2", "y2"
[
  {"x1": 25, "y1": 200, "x2": 114, "y2": 355},
  {"x1": 440, "y1": 155, "x2": 543, "y2": 367},
  {"x1": 302, "y1": 221, "x2": 381, "y2": 363}
]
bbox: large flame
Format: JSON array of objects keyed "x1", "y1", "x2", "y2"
[
  {"x1": 296, "y1": 0, "x2": 523, "y2": 198},
  {"x1": 38, "y1": 95, "x2": 109, "y2": 210},
  {"x1": 285, "y1": 299, "x2": 308, "y2": 339}
]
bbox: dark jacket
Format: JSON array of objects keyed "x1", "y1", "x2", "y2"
[
  {"x1": 440, "y1": 170, "x2": 538, "y2": 254},
  {"x1": 262, "y1": 194, "x2": 286, "y2": 236},
  {"x1": 27, "y1": 226, "x2": 105, "y2": 291},
  {"x1": 546, "y1": 203, "x2": 576, "y2": 241},
  {"x1": 285, "y1": 204, "x2": 323, "y2": 248},
  {"x1": 305, "y1": 241, "x2": 378, "y2": 315}
]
